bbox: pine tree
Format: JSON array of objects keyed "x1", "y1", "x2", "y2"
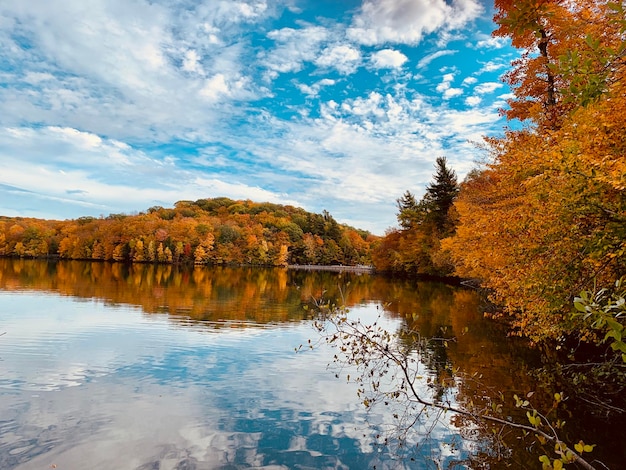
[
  {"x1": 396, "y1": 190, "x2": 419, "y2": 229},
  {"x1": 422, "y1": 157, "x2": 458, "y2": 235}
]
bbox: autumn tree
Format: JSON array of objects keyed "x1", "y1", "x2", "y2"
[
  {"x1": 493, "y1": 0, "x2": 625, "y2": 128},
  {"x1": 443, "y1": 0, "x2": 626, "y2": 399},
  {"x1": 0, "y1": 199, "x2": 375, "y2": 267}
]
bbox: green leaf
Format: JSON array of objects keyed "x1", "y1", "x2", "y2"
[
  {"x1": 527, "y1": 411, "x2": 541, "y2": 426},
  {"x1": 606, "y1": 318, "x2": 624, "y2": 332},
  {"x1": 539, "y1": 455, "x2": 551, "y2": 465},
  {"x1": 610, "y1": 341, "x2": 626, "y2": 353},
  {"x1": 605, "y1": 329, "x2": 622, "y2": 342}
]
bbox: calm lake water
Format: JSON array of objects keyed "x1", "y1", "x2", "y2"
[{"x1": 0, "y1": 259, "x2": 622, "y2": 469}]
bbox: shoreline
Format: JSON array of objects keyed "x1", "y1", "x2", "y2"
[{"x1": 287, "y1": 264, "x2": 374, "y2": 274}]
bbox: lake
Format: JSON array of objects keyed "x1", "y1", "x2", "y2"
[{"x1": 0, "y1": 259, "x2": 622, "y2": 469}]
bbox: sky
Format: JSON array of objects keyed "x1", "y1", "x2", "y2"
[{"x1": 0, "y1": 0, "x2": 518, "y2": 235}]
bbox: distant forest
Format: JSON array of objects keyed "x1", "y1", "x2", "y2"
[{"x1": 0, "y1": 198, "x2": 376, "y2": 267}]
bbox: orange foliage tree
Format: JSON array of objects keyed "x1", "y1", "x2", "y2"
[
  {"x1": 493, "y1": 0, "x2": 625, "y2": 128},
  {"x1": 444, "y1": 0, "x2": 626, "y2": 346},
  {"x1": 0, "y1": 199, "x2": 375, "y2": 268}
]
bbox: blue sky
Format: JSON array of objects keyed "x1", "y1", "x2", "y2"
[{"x1": 0, "y1": 0, "x2": 516, "y2": 234}]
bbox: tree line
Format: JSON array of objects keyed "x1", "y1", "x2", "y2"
[{"x1": 0, "y1": 198, "x2": 375, "y2": 267}]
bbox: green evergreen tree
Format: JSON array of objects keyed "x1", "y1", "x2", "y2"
[
  {"x1": 376, "y1": 157, "x2": 459, "y2": 276},
  {"x1": 421, "y1": 156, "x2": 458, "y2": 235},
  {"x1": 396, "y1": 190, "x2": 420, "y2": 229}
]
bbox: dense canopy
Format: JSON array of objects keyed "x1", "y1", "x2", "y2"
[{"x1": 0, "y1": 198, "x2": 375, "y2": 267}]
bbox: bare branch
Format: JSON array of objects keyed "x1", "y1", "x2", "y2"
[{"x1": 314, "y1": 304, "x2": 598, "y2": 470}]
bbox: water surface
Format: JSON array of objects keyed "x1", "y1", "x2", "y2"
[{"x1": 0, "y1": 260, "x2": 621, "y2": 469}]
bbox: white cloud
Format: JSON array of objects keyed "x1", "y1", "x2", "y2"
[
  {"x1": 23, "y1": 72, "x2": 56, "y2": 84},
  {"x1": 232, "y1": 1, "x2": 268, "y2": 19},
  {"x1": 478, "y1": 60, "x2": 508, "y2": 74},
  {"x1": 191, "y1": 0, "x2": 271, "y2": 25},
  {"x1": 0, "y1": 0, "x2": 274, "y2": 142},
  {"x1": 462, "y1": 76, "x2": 478, "y2": 86},
  {"x1": 200, "y1": 74, "x2": 230, "y2": 101},
  {"x1": 182, "y1": 50, "x2": 204, "y2": 75},
  {"x1": 263, "y1": 26, "x2": 329, "y2": 75},
  {"x1": 315, "y1": 45, "x2": 361, "y2": 74},
  {"x1": 435, "y1": 73, "x2": 463, "y2": 99},
  {"x1": 417, "y1": 50, "x2": 457, "y2": 69},
  {"x1": 200, "y1": 73, "x2": 254, "y2": 102},
  {"x1": 3, "y1": 126, "x2": 132, "y2": 168},
  {"x1": 465, "y1": 96, "x2": 481, "y2": 107},
  {"x1": 370, "y1": 49, "x2": 408, "y2": 69},
  {"x1": 341, "y1": 92, "x2": 385, "y2": 117},
  {"x1": 440, "y1": 73, "x2": 455, "y2": 85},
  {"x1": 474, "y1": 82, "x2": 503, "y2": 94},
  {"x1": 347, "y1": 0, "x2": 483, "y2": 45},
  {"x1": 296, "y1": 78, "x2": 336, "y2": 97},
  {"x1": 475, "y1": 36, "x2": 508, "y2": 49},
  {"x1": 443, "y1": 88, "x2": 463, "y2": 99}
]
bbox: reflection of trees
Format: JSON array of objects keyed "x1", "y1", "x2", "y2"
[
  {"x1": 0, "y1": 259, "x2": 302, "y2": 325},
  {"x1": 387, "y1": 286, "x2": 597, "y2": 467},
  {"x1": 0, "y1": 259, "x2": 388, "y2": 326},
  {"x1": 4, "y1": 259, "x2": 621, "y2": 467},
  {"x1": 314, "y1": 280, "x2": 624, "y2": 468},
  {"x1": 316, "y1": 302, "x2": 615, "y2": 468},
  {"x1": 0, "y1": 260, "x2": 463, "y2": 329}
]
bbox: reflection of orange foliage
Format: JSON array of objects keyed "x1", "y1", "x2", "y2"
[
  {"x1": 0, "y1": 259, "x2": 375, "y2": 324},
  {"x1": 0, "y1": 258, "x2": 546, "y2": 465},
  {"x1": 0, "y1": 259, "x2": 493, "y2": 333}
]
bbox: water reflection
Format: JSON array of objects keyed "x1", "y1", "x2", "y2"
[
  {"x1": 0, "y1": 259, "x2": 621, "y2": 469},
  {"x1": 1, "y1": 292, "x2": 375, "y2": 469}
]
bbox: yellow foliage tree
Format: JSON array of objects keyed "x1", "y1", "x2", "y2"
[{"x1": 444, "y1": 0, "x2": 626, "y2": 343}]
